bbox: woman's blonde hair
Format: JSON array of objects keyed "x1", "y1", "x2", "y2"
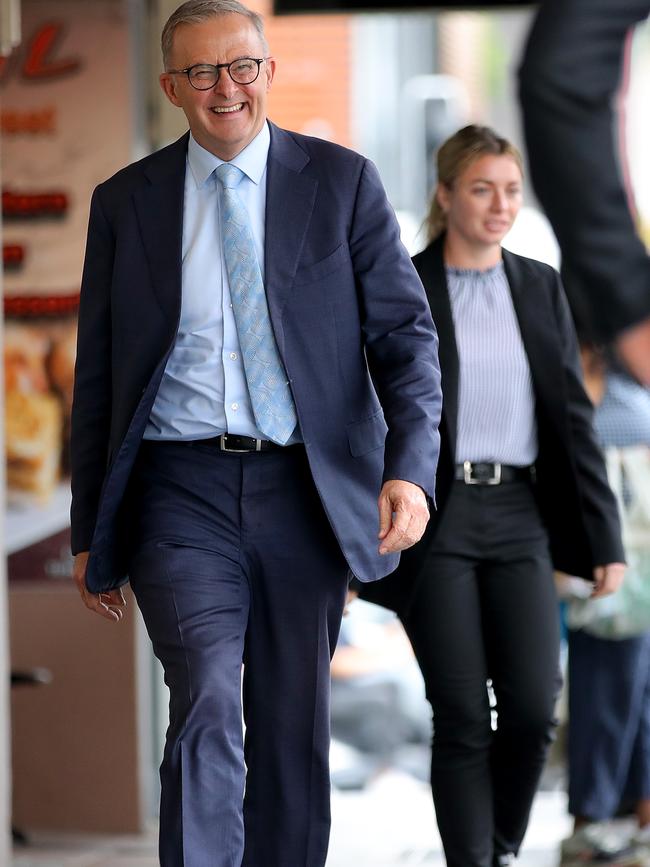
[{"x1": 425, "y1": 125, "x2": 523, "y2": 243}]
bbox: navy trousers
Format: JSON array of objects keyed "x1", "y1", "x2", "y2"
[
  {"x1": 568, "y1": 627, "x2": 650, "y2": 819},
  {"x1": 126, "y1": 440, "x2": 349, "y2": 867}
]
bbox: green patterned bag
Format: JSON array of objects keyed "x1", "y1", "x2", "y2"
[{"x1": 566, "y1": 446, "x2": 650, "y2": 639}]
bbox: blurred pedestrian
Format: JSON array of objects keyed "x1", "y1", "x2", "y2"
[
  {"x1": 519, "y1": 0, "x2": 650, "y2": 383},
  {"x1": 560, "y1": 353, "x2": 650, "y2": 867}
]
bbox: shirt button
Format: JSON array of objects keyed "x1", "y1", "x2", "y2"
[
  {"x1": 230, "y1": 352, "x2": 238, "y2": 360},
  {"x1": 231, "y1": 402, "x2": 239, "y2": 411}
]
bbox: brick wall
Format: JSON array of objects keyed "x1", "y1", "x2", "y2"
[{"x1": 250, "y1": 1, "x2": 351, "y2": 146}]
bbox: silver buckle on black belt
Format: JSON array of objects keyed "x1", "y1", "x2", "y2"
[
  {"x1": 219, "y1": 433, "x2": 263, "y2": 453},
  {"x1": 463, "y1": 460, "x2": 502, "y2": 486}
]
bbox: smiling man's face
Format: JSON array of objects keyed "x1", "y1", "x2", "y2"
[{"x1": 160, "y1": 13, "x2": 274, "y2": 161}]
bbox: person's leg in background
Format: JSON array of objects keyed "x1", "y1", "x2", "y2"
[
  {"x1": 627, "y1": 633, "x2": 650, "y2": 849},
  {"x1": 402, "y1": 480, "x2": 559, "y2": 867},
  {"x1": 568, "y1": 629, "x2": 650, "y2": 825},
  {"x1": 402, "y1": 482, "x2": 494, "y2": 867},
  {"x1": 404, "y1": 550, "x2": 493, "y2": 867},
  {"x1": 479, "y1": 481, "x2": 561, "y2": 864},
  {"x1": 481, "y1": 548, "x2": 561, "y2": 860},
  {"x1": 560, "y1": 628, "x2": 650, "y2": 864}
]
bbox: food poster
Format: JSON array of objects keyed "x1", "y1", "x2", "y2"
[{"x1": 1, "y1": 0, "x2": 135, "y2": 511}]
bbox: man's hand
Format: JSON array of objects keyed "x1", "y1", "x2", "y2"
[
  {"x1": 377, "y1": 479, "x2": 430, "y2": 555},
  {"x1": 591, "y1": 562, "x2": 626, "y2": 599},
  {"x1": 73, "y1": 551, "x2": 127, "y2": 622},
  {"x1": 617, "y1": 317, "x2": 650, "y2": 385}
]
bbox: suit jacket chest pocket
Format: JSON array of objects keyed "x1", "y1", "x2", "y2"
[{"x1": 293, "y1": 243, "x2": 349, "y2": 286}]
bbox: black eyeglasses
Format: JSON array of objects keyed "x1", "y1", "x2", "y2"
[{"x1": 167, "y1": 57, "x2": 268, "y2": 90}]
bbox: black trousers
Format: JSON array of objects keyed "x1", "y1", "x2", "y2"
[{"x1": 402, "y1": 480, "x2": 561, "y2": 867}]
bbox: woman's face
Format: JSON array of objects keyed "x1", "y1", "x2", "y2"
[{"x1": 437, "y1": 153, "x2": 523, "y2": 249}]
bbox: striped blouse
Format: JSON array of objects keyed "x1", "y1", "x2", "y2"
[{"x1": 447, "y1": 261, "x2": 538, "y2": 466}]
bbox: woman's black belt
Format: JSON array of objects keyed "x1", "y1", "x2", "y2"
[{"x1": 454, "y1": 461, "x2": 536, "y2": 486}]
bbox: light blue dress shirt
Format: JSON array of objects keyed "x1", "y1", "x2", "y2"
[{"x1": 145, "y1": 122, "x2": 298, "y2": 442}]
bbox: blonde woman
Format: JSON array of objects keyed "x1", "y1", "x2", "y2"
[{"x1": 361, "y1": 125, "x2": 625, "y2": 867}]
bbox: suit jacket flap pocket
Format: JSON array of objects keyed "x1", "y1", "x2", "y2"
[{"x1": 347, "y1": 410, "x2": 387, "y2": 457}]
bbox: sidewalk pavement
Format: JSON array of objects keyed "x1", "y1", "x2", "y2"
[
  {"x1": 328, "y1": 770, "x2": 571, "y2": 866},
  {"x1": 12, "y1": 771, "x2": 571, "y2": 866}
]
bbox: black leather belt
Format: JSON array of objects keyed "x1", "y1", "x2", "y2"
[
  {"x1": 455, "y1": 461, "x2": 535, "y2": 486},
  {"x1": 179, "y1": 433, "x2": 290, "y2": 453}
]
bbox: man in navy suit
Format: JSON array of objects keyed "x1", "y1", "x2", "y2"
[{"x1": 70, "y1": 1, "x2": 441, "y2": 864}]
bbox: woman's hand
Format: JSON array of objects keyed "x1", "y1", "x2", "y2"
[{"x1": 591, "y1": 562, "x2": 626, "y2": 598}]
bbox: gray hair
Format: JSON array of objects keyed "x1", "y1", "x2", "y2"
[{"x1": 161, "y1": 0, "x2": 268, "y2": 70}]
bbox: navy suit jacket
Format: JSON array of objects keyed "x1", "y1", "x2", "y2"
[{"x1": 70, "y1": 122, "x2": 442, "y2": 593}]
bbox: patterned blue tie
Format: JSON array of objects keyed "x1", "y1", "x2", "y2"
[{"x1": 215, "y1": 163, "x2": 297, "y2": 445}]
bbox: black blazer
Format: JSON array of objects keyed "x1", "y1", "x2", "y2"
[{"x1": 361, "y1": 236, "x2": 624, "y2": 617}]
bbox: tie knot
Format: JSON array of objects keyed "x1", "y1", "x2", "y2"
[{"x1": 215, "y1": 162, "x2": 244, "y2": 189}]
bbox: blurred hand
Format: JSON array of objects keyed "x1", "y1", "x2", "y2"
[
  {"x1": 617, "y1": 317, "x2": 650, "y2": 385},
  {"x1": 343, "y1": 589, "x2": 359, "y2": 616},
  {"x1": 73, "y1": 551, "x2": 127, "y2": 622},
  {"x1": 591, "y1": 562, "x2": 626, "y2": 598},
  {"x1": 378, "y1": 479, "x2": 429, "y2": 555}
]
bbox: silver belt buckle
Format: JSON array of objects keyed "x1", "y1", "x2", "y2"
[
  {"x1": 219, "y1": 434, "x2": 262, "y2": 453},
  {"x1": 463, "y1": 460, "x2": 502, "y2": 486}
]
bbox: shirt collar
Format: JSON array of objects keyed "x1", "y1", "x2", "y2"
[{"x1": 187, "y1": 121, "x2": 270, "y2": 189}]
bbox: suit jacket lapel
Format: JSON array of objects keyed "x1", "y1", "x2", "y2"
[
  {"x1": 416, "y1": 237, "x2": 460, "y2": 456},
  {"x1": 133, "y1": 133, "x2": 188, "y2": 329},
  {"x1": 264, "y1": 123, "x2": 318, "y2": 340},
  {"x1": 503, "y1": 248, "x2": 565, "y2": 418}
]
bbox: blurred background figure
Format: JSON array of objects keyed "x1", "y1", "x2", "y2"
[
  {"x1": 557, "y1": 350, "x2": 650, "y2": 866},
  {"x1": 361, "y1": 124, "x2": 625, "y2": 867},
  {"x1": 329, "y1": 599, "x2": 431, "y2": 791},
  {"x1": 519, "y1": 0, "x2": 650, "y2": 383}
]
